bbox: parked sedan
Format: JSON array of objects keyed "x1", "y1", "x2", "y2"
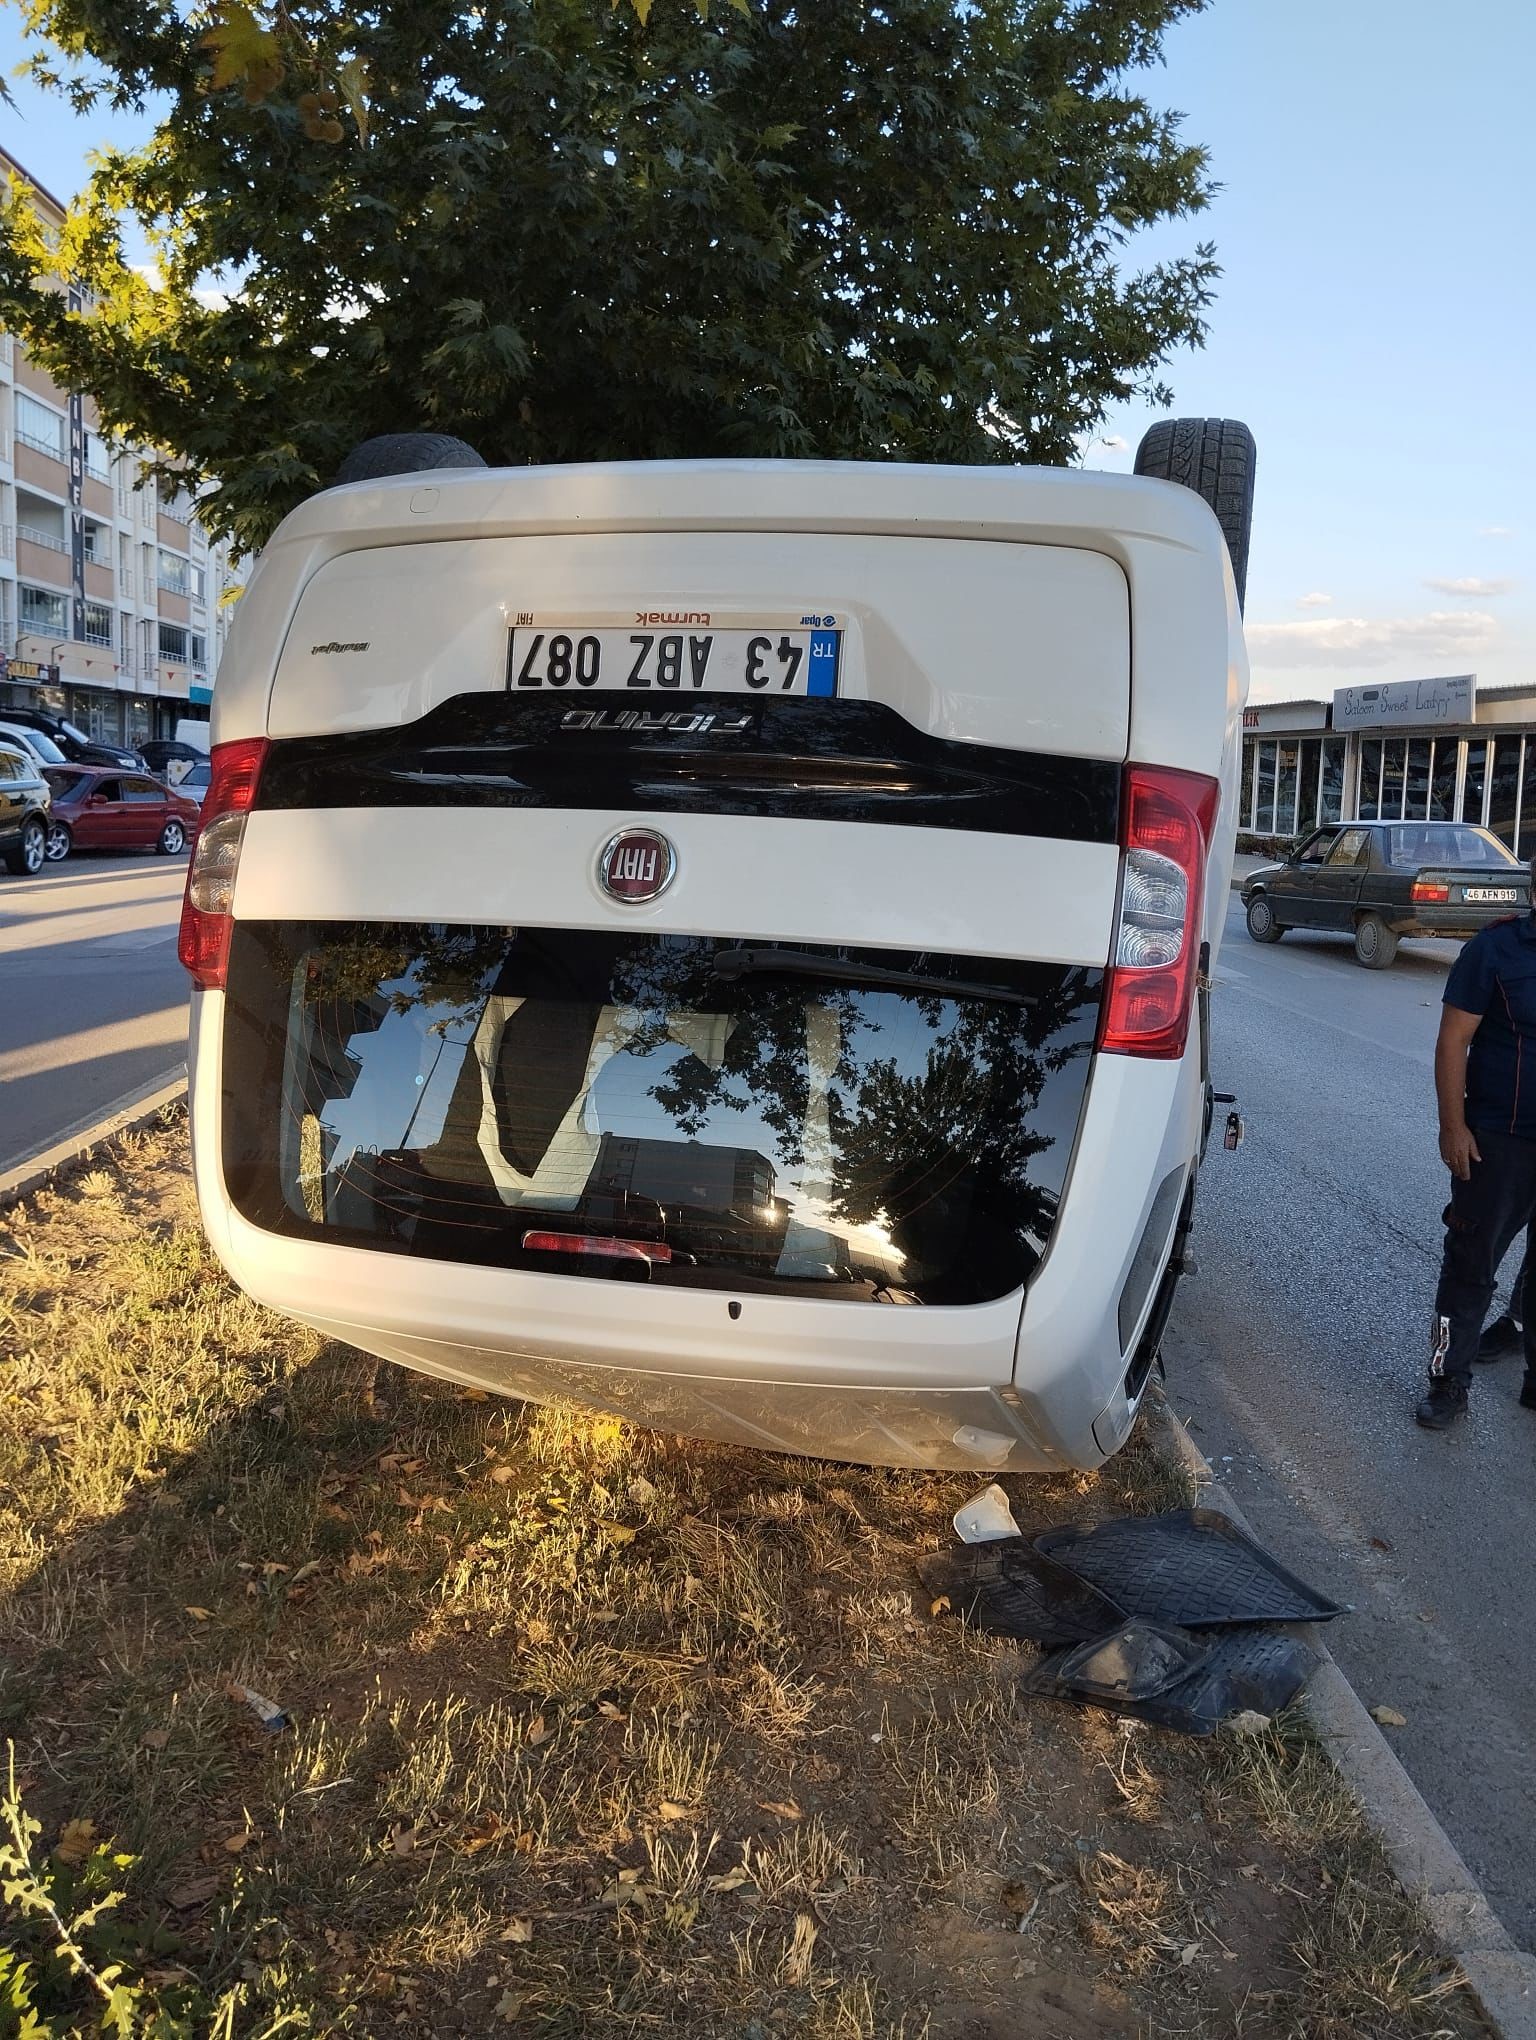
[
  {"x1": 0, "y1": 737, "x2": 51, "y2": 876},
  {"x1": 1242, "y1": 821, "x2": 1529, "y2": 967},
  {"x1": 41, "y1": 766, "x2": 201, "y2": 863}
]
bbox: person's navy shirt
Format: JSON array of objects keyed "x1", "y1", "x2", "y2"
[{"x1": 1444, "y1": 914, "x2": 1536, "y2": 1138}]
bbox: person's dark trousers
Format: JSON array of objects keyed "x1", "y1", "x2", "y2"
[{"x1": 1433, "y1": 1131, "x2": 1536, "y2": 1387}]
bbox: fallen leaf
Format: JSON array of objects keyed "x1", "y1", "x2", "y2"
[
  {"x1": 758, "y1": 1800, "x2": 801, "y2": 1821},
  {"x1": 140, "y1": 1728, "x2": 170, "y2": 1751},
  {"x1": 590, "y1": 1608, "x2": 621, "y2": 1624},
  {"x1": 706, "y1": 1864, "x2": 753, "y2": 1894},
  {"x1": 1179, "y1": 1941, "x2": 1202, "y2": 1967},
  {"x1": 597, "y1": 1701, "x2": 627, "y2": 1722},
  {"x1": 53, "y1": 1818, "x2": 98, "y2": 1868},
  {"x1": 513, "y1": 1831, "x2": 537, "y2": 1853},
  {"x1": 656, "y1": 1800, "x2": 692, "y2": 1821},
  {"x1": 929, "y1": 1595, "x2": 951, "y2": 1617},
  {"x1": 495, "y1": 1989, "x2": 529, "y2": 2020},
  {"x1": 389, "y1": 1822, "x2": 419, "y2": 1857},
  {"x1": 461, "y1": 1388, "x2": 489, "y2": 1402},
  {"x1": 1370, "y1": 1705, "x2": 1408, "y2": 1728},
  {"x1": 222, "y1": 1830, "x2": 254, "y2": 1854},
  {"x1": 1224, "y1": 1709, "x2": 1271, "y2": 1737},
  {"x1": 1368, "y1": 1536, "x2": 1394, "y2": 1553},
  {"x1": 628, "y1": 1475, "x2": 657, "y2": 1506},
  {"x1": 523, "y1": 1618, "x2": 554, "y2": 1645},
  {"x1": 501, "y1": 1917, "x2": 534, "y2": 1944},
  {"x1": 490, "y1": 1465, "x2": 516, "y2": 1485},
  {"x1": 290, "y1": 1558, "x2": 326, "y2": 1583},
  {"x1": 600, "y1": 1870, "x2": 654, "y2": 1907},
  {"x1": 184, "y1": 1606, "x2": 214, "y2": 1622},
  {"x1": 166, "y1": 1871, "x2": 222, "y2": 1910},
  {"x1": 377, "y1": 1451, "x2": 406, "y2": 1472},
  {"x1": 526, "y1": 1715, "x2": 552, "y2": 1748},
  {"x1": 598, "y1": 1520, "x2": 637, "y2": 1545}
]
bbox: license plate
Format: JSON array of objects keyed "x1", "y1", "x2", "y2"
[
  {"x1": 1464, "y1": 886, "x2": 1519, "y2": 903},
  {"x1": 509, "y1": 625, "x2": 841, "y2": 696}
]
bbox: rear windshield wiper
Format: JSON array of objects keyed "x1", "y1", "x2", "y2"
[{"x1": 709, "y1": 947, "x2": 1036, "y2": 1006}]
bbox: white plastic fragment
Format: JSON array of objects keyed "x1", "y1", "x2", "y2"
[
  {"x1": 953, "y1": 1482, "x2": 1021, "y2": 1544},
  {"x1": 229, "y1": 1683, "x2": 289, "y2": 1732}
]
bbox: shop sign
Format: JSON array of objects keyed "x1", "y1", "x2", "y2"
[{"x1": 1333, "y1": 674, "x2": 1475, "y2": 730}]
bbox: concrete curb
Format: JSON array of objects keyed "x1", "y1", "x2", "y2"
[
  {"x1": 0, "y1": 1073, "x2": 188, "y2": 1213},
  {"x1": 1145, "y1": 1385, "x2": 1536, "y2": 2039}
]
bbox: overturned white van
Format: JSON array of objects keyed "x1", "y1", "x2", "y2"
[{"x1": 183, "y1": 426, "x2": 1252, "y2": 1472}]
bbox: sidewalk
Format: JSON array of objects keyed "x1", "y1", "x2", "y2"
[{"x1": 1230, "y1": 850, "x2": 1273, "y2": 890}]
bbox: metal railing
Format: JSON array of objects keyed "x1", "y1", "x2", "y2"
[
  {"x1": 15, "y1": 426, "x2": 65, "y2": 462},
  {"x1": 17, "y1": 523, "x2": 69, "y2": 554}
]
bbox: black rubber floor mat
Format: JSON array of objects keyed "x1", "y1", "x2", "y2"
[
  {"x1": 917, "y1": 1541, "x2": 1125, "y2": 1648},
  {"x1": 1035, "y1": 1508, "x2": 1344, "y2": 1626},
  {"x1": 1024, "y1": 1620, "x2": 1314, "y2": 1736}
]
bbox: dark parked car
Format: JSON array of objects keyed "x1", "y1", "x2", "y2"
[
  {"x1": 41, "y1": 765, "x2": 201, "y2": 863},
  {"x1": 0, "y1": 706, "x2": 142, "y2": 771},
  {"x1": 1242, "y1": 821, "x2": 1529, "y2": 967},
  {"x1": 0, "y1": 737, "x2": 51, "y2": 876},
  {"x1": 139, "y1": 739, "x2": 209, "y2": 785}
]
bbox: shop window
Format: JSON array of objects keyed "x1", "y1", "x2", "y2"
[
  {"x1": 1239, "y1": 740, "x2": 1256, "y2": 830},
  {"x1": 1404, "y1": 738, "x2": 1432, "y2": 820},
  {"x1": 1357, "y1": 738, "x2": 1383, "y2": 821},
  {"x1": 1255, "y1": 740, "x2": 1277, "y2": 832},
  {"x1": 1462, "y1": 741, "x2": 1487, "y2": 825},
  {"x1": 1380, "y1": 738, "x2": 1407, "y2": 820},
  {"x1": 1295, "y1": 738, "x2": 1321, "y2": 833},
  {"x1": 1430, "y1": 739, "x2": 1459, "y2": 821},
  {"x1": 1320, "y1": 737, "x2": 1346, "y2": 823},
  {"x1": 1519, "y1": 744, "x2": 1536, "y2": 860},
  {"x1": 1487, "y1": 737, "x2": 1522, "y2": 850},
  {"x1": 1275, "y1": 740, "x2": 1299, "y2": 837}
]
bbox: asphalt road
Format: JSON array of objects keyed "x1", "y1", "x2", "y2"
[
  {"x1": 1170, "y1": 892, "x2": 1536, "y2": 1949},
  {"x1": 0, "y1": 854, "x2": 189, "y2": 1175}
]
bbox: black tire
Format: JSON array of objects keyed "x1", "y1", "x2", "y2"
[
  {"x1": 1353, "y1": 912, "x2": 1399, "y2": 969},
  {"x1": 332, "y1": 433, "x2": 487, "y2": 488},
  {"x1": 44, "y1": 819, "x2": 72, "y2": 863},
  {"x1": 1245, "y1": 893, "x2": 1284, "y2": 943},
  {"x1": 158, "y1": 818, "x2": 187, "y2": 856},
  {"x1": 4, "y1": 816, "x2": 46, "y2": 876},
  {"x1": 1134, "y1": 417, "x2": 1257, "y2": 609}
]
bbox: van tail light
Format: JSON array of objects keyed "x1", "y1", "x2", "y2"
[
  {"x1": 1098, "y1": 764, "x2": 1221, "y2": 1061},
  {"x1": 1412, "y1": 880, "x2": 1450, "y2": 904},
  {"x1": 177, "y1": 738, "x2": 269, "y2": 989}
]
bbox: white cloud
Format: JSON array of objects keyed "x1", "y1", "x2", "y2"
[
  {"x1": 1424, "y1": 575, "x2": 1515, "y2": 597},
  {"x1": 1479, "y1": 525, "x2": 1512, "y2": 538},
  {"x1": 1246, "y1": 610, "x2": 1499, "y2": 670},
  {"x1": 1098, "y1": 434, "x2": 1128, "y2": 451},
  {"x1": 1294, "y1": 591, "x2": 1333, "y2": 608}
]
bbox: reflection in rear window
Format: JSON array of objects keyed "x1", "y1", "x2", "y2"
[
  {"x1": 221, "y1": 925, "x2": 1102, "y2": 1305},
  {"x1": 1384, "y1": 826, "x2": 1520, "y2": 869},
  {"x1": 43, "y1": 769, "x2": 88, "y2": 799}
]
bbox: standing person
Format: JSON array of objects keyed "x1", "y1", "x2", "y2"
[{"x1": 1418, "y1": 892, "x2": 1536, "y2": 1429}]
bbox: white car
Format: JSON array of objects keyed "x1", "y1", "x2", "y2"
[{"x1": 183, "y1": 427, "x2": 1252, "y2": 1473}]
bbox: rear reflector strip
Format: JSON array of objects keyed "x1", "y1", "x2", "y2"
[
  {"x1": 1098, "y1": 764, "x2": 1221, "y2": 1061},
  {"x1": 521, "y1": 1230, "x2": 674, "y2": 1264}
]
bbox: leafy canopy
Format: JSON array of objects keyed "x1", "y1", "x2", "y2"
[{"x1": 0, "y1": 0, "x2": 1218, "y2": 551}]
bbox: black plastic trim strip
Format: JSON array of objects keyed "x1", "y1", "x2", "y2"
[{"x1": 254, "y1": 694, "x2": 1121, "y2": 844}]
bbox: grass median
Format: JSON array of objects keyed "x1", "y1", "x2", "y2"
[{"x1": 0, "y1": 1112, "x2": 1482, "y2": 2038}]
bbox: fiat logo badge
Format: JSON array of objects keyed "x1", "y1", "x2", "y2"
[{"x1": 598, "y1": 827, "x2": 676, "y2": 904}]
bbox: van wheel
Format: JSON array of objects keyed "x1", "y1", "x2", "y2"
[
  {"x1": 332, "y1": 433, "x2": 487, "y2": 487},
  {"x1": 1134, "y1": 417, "x2": 1257, "y2": 609},
  {"x1": 1245, "y1": 894, "x2": 1284, "y2": 943},
  {"x1": 1354, "y1": 912, "x2": 1399, "y2": 969},
  {"x1": 5, "y1": 816, "x2": 46, "y2": 876}
]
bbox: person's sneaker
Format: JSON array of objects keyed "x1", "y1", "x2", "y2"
[
  {"x1": 1477, "y1": 1313, "x2": 1523, "y2": 1362},
  {"x1": 1415, "y1": 1380, "x2": 1469, "y2": 1429},
  {"x1": 1521, "y1": 1374, "x2": 1536, "y2": 1410}
]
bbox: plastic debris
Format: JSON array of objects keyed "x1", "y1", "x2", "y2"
[
  {"x1": 228, "y1": 1683, "x2": 289, "y2": 1732},
  {"x1": 917, "y1": 1540, "x2": 1124, "y2": 1648},
  {"x1": 952, "y1": 1482, "x2": 1021, "y2": 1544},
  {"x1": 1035, "y1": 1508, "x2": 1344, "y2": 1627}
]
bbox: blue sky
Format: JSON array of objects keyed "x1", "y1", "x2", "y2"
[{"x1": 4, "y1": 1, "x2": 1531, "y2": 706}]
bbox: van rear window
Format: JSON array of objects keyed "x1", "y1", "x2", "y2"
[{"x1": 221, "y1": 925, "x2": 1100, "y2": 1305}]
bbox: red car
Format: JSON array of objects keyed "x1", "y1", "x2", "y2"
[{"x1": 42, "y1": 764, "x2": 201, "y2": 863}]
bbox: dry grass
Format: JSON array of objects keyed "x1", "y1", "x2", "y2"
[{"x1": 0, "y1": 1114, "x2": 1484, "y2": 2038}]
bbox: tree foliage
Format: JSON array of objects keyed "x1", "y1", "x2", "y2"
[{"x1": 0, "y1": 0, "x2": 1218, "y2": 550}]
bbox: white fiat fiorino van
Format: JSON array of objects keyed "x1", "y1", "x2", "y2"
[{"x1": 182, "y1": 423, "x2": 1253, "y2": 1474}]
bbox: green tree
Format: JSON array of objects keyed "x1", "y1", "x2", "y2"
[{"x1": 1, "y1": 0, "x2": 1217, "y2": 551}]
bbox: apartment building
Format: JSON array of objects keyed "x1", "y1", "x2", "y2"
[{"x1": 0, "y1": 146, "x2": 233, "y2": 748}]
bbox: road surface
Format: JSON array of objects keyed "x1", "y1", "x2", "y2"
[
  {"x1": 1170, "y1": 891, "x2": 1536, "y2": 1947},
  {"x1": 0, "y1": 854, "x2": 189, "y2": 1174}
]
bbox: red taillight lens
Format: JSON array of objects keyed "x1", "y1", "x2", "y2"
[
  {"x1": 1412, "y1": 881, "x2": 1450, "y2": 904},
  {"x1": 177, "y1": 737, "x2": 269, "y2": 989},
  {"x1": 1099, "y1": 764, "x2": 1221, "y2": 1061},
  {"x1": 521, "y1": 1231, "x2": 673, "y2": 1264}
]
